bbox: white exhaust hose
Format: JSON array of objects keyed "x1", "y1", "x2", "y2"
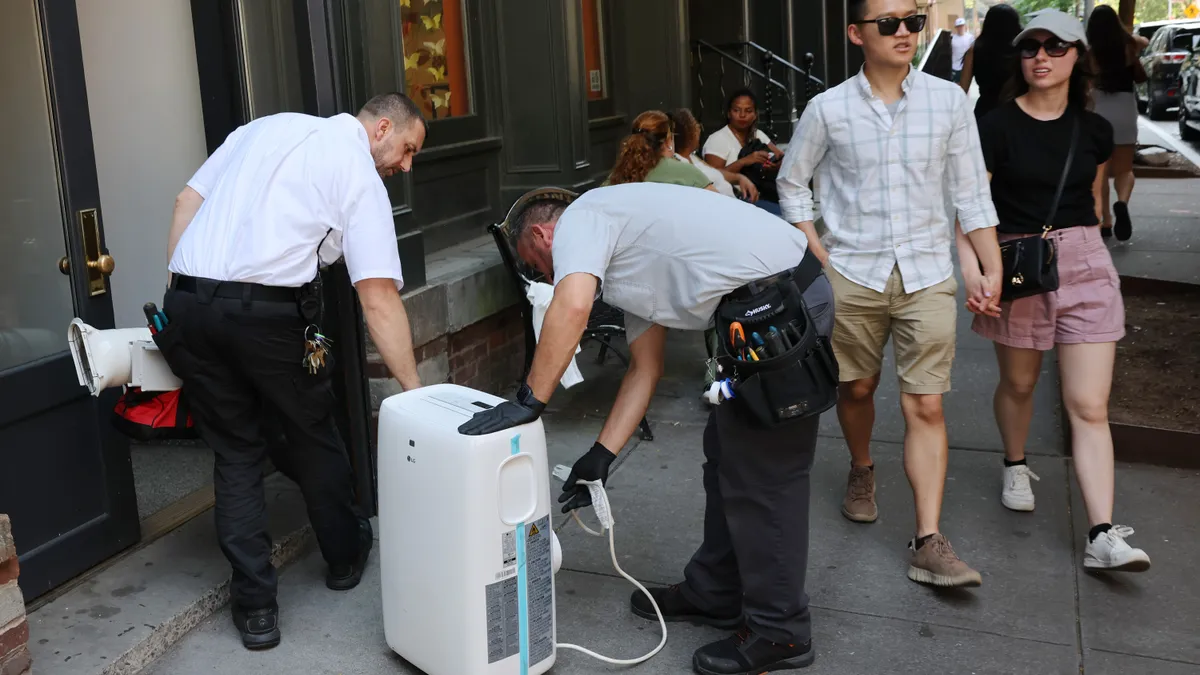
[
  {"x1": 67, "y1": 318, "x2": 182, "y2": 395},
  {"x1": 550, "y1": 464, "x2": 668, "y2": 666}
]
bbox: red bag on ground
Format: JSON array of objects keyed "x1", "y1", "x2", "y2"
[{"x1": 111, "y1": 387, "x2": 197, "y2": 441}]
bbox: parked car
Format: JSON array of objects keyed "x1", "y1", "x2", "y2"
[
  {"x1": 1138, "y1": 21, "x2": 1200, "y2": 119},
  {"x1": 1179, "y1": 34, "x2": 1200, "y2": 142},
  {"x1": 1134, "y1": 19, "x2": 1186, "y2": 45}
]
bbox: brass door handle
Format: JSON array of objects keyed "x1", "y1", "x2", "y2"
[
  {"x1": 58, "y1": 256, "x2": 71, "y2": 274},
  {"x1": 89, "y1": 254, "x2": 115, "y2": 275}
]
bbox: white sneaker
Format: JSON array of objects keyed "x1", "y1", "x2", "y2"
[
  {"x1": 1001, "y1": 464, "x2": 1039, "y2": 512},
  {"x1": 1084, "y1": 525, "x2": 1151, "y2": 572}
]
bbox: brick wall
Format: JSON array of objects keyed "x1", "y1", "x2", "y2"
[
  {"x1": 366, "y1": 305, "x2": 527, "y2": 432},
  {"x1": 0, "y1": 516, "x2": 31, "y2": 675}
]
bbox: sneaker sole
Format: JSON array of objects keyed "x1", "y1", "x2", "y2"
[
  {"x1": 1084, "y1": 558, "x2": 1151, "y2": 573},
  {"x1": 907, "y1": 565, "x2": 982, "y2": 588},
  {"x1": 631, "y1": 603, "x2": 742, "y2": 629},
  {"x1": 840, "y1": 505, "x2": 878, "y2": 523},
  {"x1": 692, "y1": 648, "x2": 816, "y2": 674},
  {"x1": 1001, "y1": 495, "x2": 1035, "y2": 512},
  {"x1": 241, "y1": 628, "x2": 281, "y2": 650}
]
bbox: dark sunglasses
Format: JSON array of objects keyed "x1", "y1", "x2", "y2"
[
  {"x1": 855, "y1": 14, "x2": 927, "y2": 36},
  {"x1": 1017, "y1": 37, "x2": 1074, "y2": 58}
]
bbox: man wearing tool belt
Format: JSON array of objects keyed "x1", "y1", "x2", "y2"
[
  {"x1": 159, "y1": 93, "x2": 426, "y2": 650},
  {"x1": 458, "y1": 182, "x2": 835, "y2": 674}
]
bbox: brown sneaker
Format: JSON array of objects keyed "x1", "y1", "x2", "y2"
[
  {"x1": 907, "y1": 534, "x2": 982, "y2": 588},
  {"x1": 841, "y1": 465, "x2": 878, "y2": 523}
]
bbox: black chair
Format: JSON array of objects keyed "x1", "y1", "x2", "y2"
[{"x1": 488, "y1": 187, "x2": 653, "y2": 441}]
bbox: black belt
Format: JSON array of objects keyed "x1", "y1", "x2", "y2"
[
  {"x1": 727, "y1": 247, "x2": 824, "y2": 301},
  {"x1": 171, "y1": 274, "x2": 303, "y2": 304}
]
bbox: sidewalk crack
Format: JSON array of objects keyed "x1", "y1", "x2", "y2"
[{"x1": 1067, "y1": 460, "x2": 1086, "y2": 674}]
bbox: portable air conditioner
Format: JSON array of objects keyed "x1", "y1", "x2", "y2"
[{"x1": 377, "y1": 384, "x2": 559, "y2": 675}]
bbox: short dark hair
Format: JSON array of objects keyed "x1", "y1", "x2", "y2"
[
  {"x1": 512, "y1": 200, "x2": 566, "y2": 245},
  {"x1": 358, "y1": 92, "x2": 428, "y2": 133},
  {"x1": 848, "y1": 0, "x2": 869, "y2": 24}
]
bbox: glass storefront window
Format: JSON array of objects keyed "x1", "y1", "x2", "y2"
[
  {"x1": 581, "y1": 0, "x2": 608, "y2": 101},
  {"x1": 400, "y1": 0, "x2": 471, "y2": 119}
]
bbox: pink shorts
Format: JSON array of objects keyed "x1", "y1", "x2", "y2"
[{"x1": 972, "y1": 226, "x2": 1126, "y2": 351}]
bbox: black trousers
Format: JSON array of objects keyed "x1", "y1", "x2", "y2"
[
  {"x1": 155, "y1": 285, "x2": 363, "y2": 609},
  {"x1": 679, "y1": 272, "x2": 833, "y2": 645}
]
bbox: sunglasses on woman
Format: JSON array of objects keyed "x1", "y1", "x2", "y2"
[
  {"x1": 855, "y1": 13, "x2": 927, "y2": 37},
  {"x1": 1017, "y1": 37, "x2": 1074, "y2": 59}
]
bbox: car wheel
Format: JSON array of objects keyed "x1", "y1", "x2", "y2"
[
  {"x1": 1137, "y1": 97, "x2": 1148, "y2": 114},
  {"x1": 1182, "y1": 112, "x2": 1200, "y2": 142}
]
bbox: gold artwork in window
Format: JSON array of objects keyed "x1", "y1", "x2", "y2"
[{"x1": 400, "y1": 0, "x2": 469, "y2": 119}]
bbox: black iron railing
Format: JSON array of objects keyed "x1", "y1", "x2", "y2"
[{"x1": 692, "y1": 39, "x2": 826, "y2": 140}]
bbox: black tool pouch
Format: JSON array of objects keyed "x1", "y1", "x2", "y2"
[{"x1": 714, "y1": 276, "x2": 839, "y2": 428}]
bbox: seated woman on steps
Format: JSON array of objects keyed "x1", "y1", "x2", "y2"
[{"x1": 604, "y1": 110, "x2": 715, "y2": 190}]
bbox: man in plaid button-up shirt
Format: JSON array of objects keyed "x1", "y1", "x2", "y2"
[{"x1": 776, "y1": 0, "x2": 1003, "y2": 591}]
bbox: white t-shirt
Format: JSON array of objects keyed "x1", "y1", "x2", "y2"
[
  {"x1": 550, "y1": 182, "x2": 809, "y2": 343},
  {"x1": 951, "y1": 33, "x2": 975, "y2": 70},
  {"x1": 701, "y1": 125, "x2": 774, "y2": 166},
  {"x1": 171, "y1": 112, "x2": 404, "y2": 290},
  {"x1": 677, "y1": 152, "x2": 735, "y2": 197}
]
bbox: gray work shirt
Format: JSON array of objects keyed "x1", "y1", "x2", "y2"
[{"x1": 551, "y1": 182, "x2": 815, "y2": 344}]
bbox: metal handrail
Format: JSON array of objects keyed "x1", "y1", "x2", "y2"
[
  {"x1": 694, "y1": 39, "x2": 791, "y2": 95},
  {"x1": 711, "y1": 40, "x2": 827, "y2": 91},
  {"x1": 745, "y1": 41, "x2": 827, "y2": 90}
]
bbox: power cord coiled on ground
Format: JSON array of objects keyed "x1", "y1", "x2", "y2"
[{"x1": 551, "y1": 465, "x2": 667, "y2": 665}]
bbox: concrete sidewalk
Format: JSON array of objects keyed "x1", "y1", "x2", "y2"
[
  {"x1": 1106, "y1": 177, "x2": 1200, "y2": 285},
  {"x1": 144, "y1": 293, "x2": 1200, "y2": 675}
]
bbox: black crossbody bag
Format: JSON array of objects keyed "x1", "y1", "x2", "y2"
[{"x1": 999, "y1": 113, "x2": 1079, "y2": 301}]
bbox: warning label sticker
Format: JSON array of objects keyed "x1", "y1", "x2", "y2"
[
  {"x1": 485, "y1": 575, "x2": 519, "y2": 663},
  {"x1": 501, "y1": 530, "x2": 516, "y2": 567},
  {"x1": 525, "y1": 514, "x2": 555, "y2": 666},
  {"x1": 484, "y1": 515, "x2": 555, "y2": 666}
]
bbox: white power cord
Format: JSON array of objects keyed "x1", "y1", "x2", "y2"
[{"x1": 551, "y1": 465, "x2": 667, "y2": 666}]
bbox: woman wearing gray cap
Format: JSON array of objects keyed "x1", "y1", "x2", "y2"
[{"x1": 972, "y1": 9, "x2": 1151, "y2": 573}]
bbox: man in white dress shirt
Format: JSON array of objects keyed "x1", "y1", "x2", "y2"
[
  {"x1": 777, "y1": 0, "x2": 1002, "y2": 589},
  {"x1": 160, "y1": 92, "x2": 425, "y2": 649}
]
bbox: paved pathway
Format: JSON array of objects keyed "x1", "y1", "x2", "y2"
[
  {"x1": 1107, "y1": 177, "x2": 1200, "y2": 285},
  {"x1": 146, "y1": 281, "x2": 1200, "y2": 674}
]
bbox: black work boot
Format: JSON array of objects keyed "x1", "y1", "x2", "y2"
[
  {"x1": 630, "y1": 584, "x2": 741, "y2": 629},
  {"x1": 231, "y1": 603, "x2": 281, "y2": 650},
  {"x1": 327, "y1": 518, "x2": 373, "y2": 591},
  {"x1": 693, "y1": 627, "x2": 814, "y2": 674}
]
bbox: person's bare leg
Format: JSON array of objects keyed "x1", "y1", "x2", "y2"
[
  {"x1": 1111, "y1": 145, "x2": 1136, "y2": 205},
  {"x1": 1059, "y1": 342, "x2": 1116, "y2": 527},
  {"x1": 992, "y1": 344, "x2": 1044, "y2": 463},
  {"x1": 899, "y1": 393, "x2": 948, "y2": 538},
  {"x1": 837, "y1": 375, "x2": 881, "y2": 467}
]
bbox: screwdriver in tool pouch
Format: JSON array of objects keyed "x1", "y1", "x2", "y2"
[
  {"x1": 143, "y1": 303, "x2": 161, "y2": 335},
  {"x1": 767, "y1": 326, "x2": 788, "y2": 354}
]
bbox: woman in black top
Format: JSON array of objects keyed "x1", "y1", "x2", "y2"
[
  {"x1": 958, "y1": 4, "x2": 1023, "y2": 121},
  {"x1": 1087, "y1": 5, "x2": 1149, "y2": 240},
  {"x1": 970, "y1": 11, "x2": 1151, "y2": 573}
]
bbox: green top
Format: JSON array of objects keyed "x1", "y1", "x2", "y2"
[{"x1": 603, "y1": 158, "x2": 713, "y2": 188}]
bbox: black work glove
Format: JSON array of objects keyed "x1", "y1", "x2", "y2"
[
  {"x1": 457, "y1": 383, "x2": 546, "y2": 436},
  {"x1": 558, "y1": 441, "x2": 616, "y2": 513}
]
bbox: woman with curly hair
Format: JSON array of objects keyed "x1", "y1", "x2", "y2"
[{"x1": 604, "y1": 111, "x2": 715, "y2": 190}]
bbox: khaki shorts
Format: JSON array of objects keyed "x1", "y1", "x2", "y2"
[{"x1": 827, "y1": 265, "x2": 957, "y2": 395}]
